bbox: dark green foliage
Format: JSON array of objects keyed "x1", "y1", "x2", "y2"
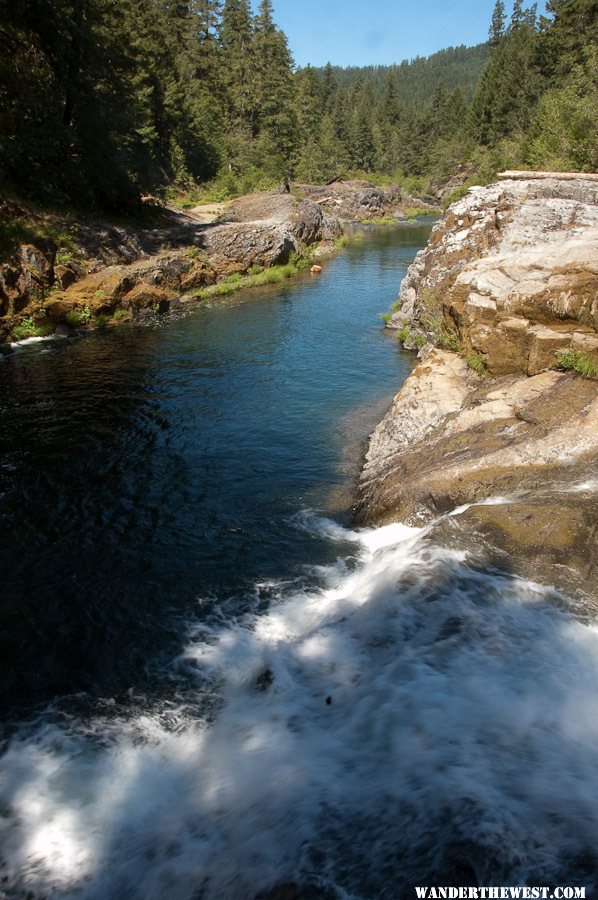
[
  {"x1": 489, "y1": 1, "x2": 507, "y2": 46},
  {"x1": 0, "y1": 0, "x2": 595, "y2": 215}
]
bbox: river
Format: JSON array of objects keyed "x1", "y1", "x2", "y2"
[{"x1": 1, "y1": 222, "x2": 597, "y2": 898}]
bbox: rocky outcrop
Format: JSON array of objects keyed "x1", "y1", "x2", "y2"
[
  {"x1": 0, "y1": 240, "x2": 57, "y2": 316},
  {"x1": 359, "y1": 173, "x2": 598, "y2": 605},
  {"x1": 294, "y1": 179, "x2": 434, "y2": 222},
  {"x1": 203, "y1": 192, "x2": 341, "y2": 273},
  {"x1": 389, "y1": 174, "x2": 598, "y2": 374},
  {"x1": 1, "y1": 190, "x2": 342, "y2": 339}
]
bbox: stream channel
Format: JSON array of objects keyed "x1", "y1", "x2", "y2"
[{"x1": 1, "y1": 221, "x2": 597, "y2": 898}]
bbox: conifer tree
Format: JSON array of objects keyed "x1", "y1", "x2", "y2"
[
  {"x1": 253, "y1": 0, "x2": 296, "y2": 162},
  {"x1": 510, "y1": 0, "x2": 526, "y2": 30},
  {"x1": 221, "y1": 0, "x2": 256, "y2": 135},
  {"x1": 489, "y1": 0, "x2": 507, "y2": 45}
]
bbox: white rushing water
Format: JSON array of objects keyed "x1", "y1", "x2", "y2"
[{"x1": 2, "y1": 515, "x2": 598, "y2": 899}]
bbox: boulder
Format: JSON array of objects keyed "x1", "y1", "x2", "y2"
[{"x1": 124, "y1": 283, "x2": 176, "y2": 310}]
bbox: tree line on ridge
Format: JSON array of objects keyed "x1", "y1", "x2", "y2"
[{"x1": 0, "y1": 0, "x2": 596, "y2": 213}]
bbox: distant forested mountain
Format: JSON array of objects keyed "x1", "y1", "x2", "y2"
[
  {"x1": 0, "y1": 0, "x2": 596, "y2": 213},
  {"x1": 316, "y1": 43, "x2": 490, "y2": 105}
]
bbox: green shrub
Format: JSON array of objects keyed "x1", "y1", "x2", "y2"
[
  {"x1": 257, "y1": 268, "x2": 285, "y2": 284},
  {"x1": 364, "y1": 216, "x2": 396, "y2": 225},
  {"x1": 334, "y1": 234, "x2": 349, "y2": 249},
  {"x1": 250, "y1": 264, "x2": 297, "y2": 286},
  {"x1": 11, "y1": 316, "x2": 54, "y2": 340},
  {"x1": 443, "y1": 186, "x2": 469, "y2": 209},
  {"x1": 404, "y1": 207, "x2": 433, "y2": 218},
  {"x1": 380, "y1": 312, "x2": 392, "y2": 324},
  {"x1": 187, "y1": 247, "x2": 208, "y2": 262},
  {"x1": 113, "y1": 308, "x2": 129, "y2": 320},
  {"x1": 413, "y1": 334, "x2": 427, "y2": 349},
  {"x1": 66, "y1": 307, "x2": 91, "y2": 327},
  {"x1": 95, "y1": 314, "x2": 109, "y2": 328},
  {"x1": 437, "y1": 329, "x2": 461, "y2": 352},
  {"x1": 419, "y1": 289, "x2": 460, "y2": 352},
  {"x1": 555, "y1": 349, "x2": 598, "y2": 378},
  {"x1": 55, "y1": 249, "x2": 75, "y2": 265},
  {"x1": 289, "y1": 251, "x2": 311, "y2": 270},
  {"x1": 248, "y1": 264, "x2": 263, "y2": 276},
  {"x1": 396, "y1": 325, "x2": 410, "y2": 343},
  {"x1": 464, "y1": 353, "x2": 489, "y2": 376},
  {"x1": 223, "y1": 272, "x2": 243, "y2": 284}
]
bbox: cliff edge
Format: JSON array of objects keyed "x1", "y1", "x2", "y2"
[{"x1": 356, "y1": 173, "x2": 598, "y2": 607}]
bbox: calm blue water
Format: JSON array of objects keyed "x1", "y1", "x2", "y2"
[{"x1": 0, "y1": 224, "x2": 428, "y2": 716}]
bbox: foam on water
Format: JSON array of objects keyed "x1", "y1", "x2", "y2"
[
  {"x1": 2, "y1": 517, "x2": 598, "y2": 899},
  {"x1": 8, "y1": 334, "x2": 68, "y2": 349}
]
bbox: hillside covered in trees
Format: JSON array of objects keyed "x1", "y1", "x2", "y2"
[{"x1": 0, "y1": 0, "x2": 596, "y2": 214}]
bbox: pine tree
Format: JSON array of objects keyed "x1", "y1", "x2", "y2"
[
  {"x1": 253, "y1": 0, "x2": 296, "y2": 162},
  {"x1": 220, "y1": 0, "x2": 256, "y2": 135},
  {"x1": 489, "y1": 0, "x2": 507, "y2": 46},
  {"x1": 510, "y1": 0, "x2": 526, "y2": 31}
]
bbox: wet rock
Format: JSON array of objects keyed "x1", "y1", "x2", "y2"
[{"x1": 427, "y1": 489, "x2": 598, "y2": 609}]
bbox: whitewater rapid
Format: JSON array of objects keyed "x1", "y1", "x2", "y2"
[{"x1": 2, "y1": 514, "x2": 598, "y2": 899}]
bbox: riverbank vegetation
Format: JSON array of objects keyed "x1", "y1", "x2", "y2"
[{"x1": 0, "y1": 1, "x2": 596, "y2": 217}]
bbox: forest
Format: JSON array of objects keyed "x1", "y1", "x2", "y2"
[{"x1": 0, "y1": 0, "x2": 597, "y2": 213}]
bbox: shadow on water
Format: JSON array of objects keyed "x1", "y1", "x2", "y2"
[{"x1": 0, "y1": 224, "x2": 423, "y2": 717}]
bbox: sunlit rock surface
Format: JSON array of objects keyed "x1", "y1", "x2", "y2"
[
  {"x1": 390, "y1": 174, "x2": 598, "y2": 373},
  {"x1": 360, "y1": 174, "x2": 598, "y2": 604}
]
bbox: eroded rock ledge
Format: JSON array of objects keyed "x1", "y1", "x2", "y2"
[
  {"x1": 0, "y1": 179, "x2": 417, "y2": 343},
  {"x1": 357, "y1": 173, "x2": 598, "y2": 606},
  {"x1": 0, "y1": 190, "x2": 343, "y2": 342},
  {"x1": 389, "y1": 173, "x2": 598, "y2": 371}
]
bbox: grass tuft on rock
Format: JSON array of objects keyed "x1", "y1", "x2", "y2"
[
  {"x1": 555, "y1": 349, "x2": 598, "y2": 378},
  {"x1": 464, "y1": 353, "x2": 489, "y2": 376}
]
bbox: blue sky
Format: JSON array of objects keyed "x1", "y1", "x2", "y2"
[{"x1": 267, "y1": 0, "x2": 547, "y2": 68}]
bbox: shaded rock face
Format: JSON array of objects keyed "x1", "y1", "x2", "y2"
[
  {"x1": 390, "y1": 176, "x2": 598, "y2": 375},
  {"x1": 0, "y1": 240, "x2": 56, "y2": 316}
]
